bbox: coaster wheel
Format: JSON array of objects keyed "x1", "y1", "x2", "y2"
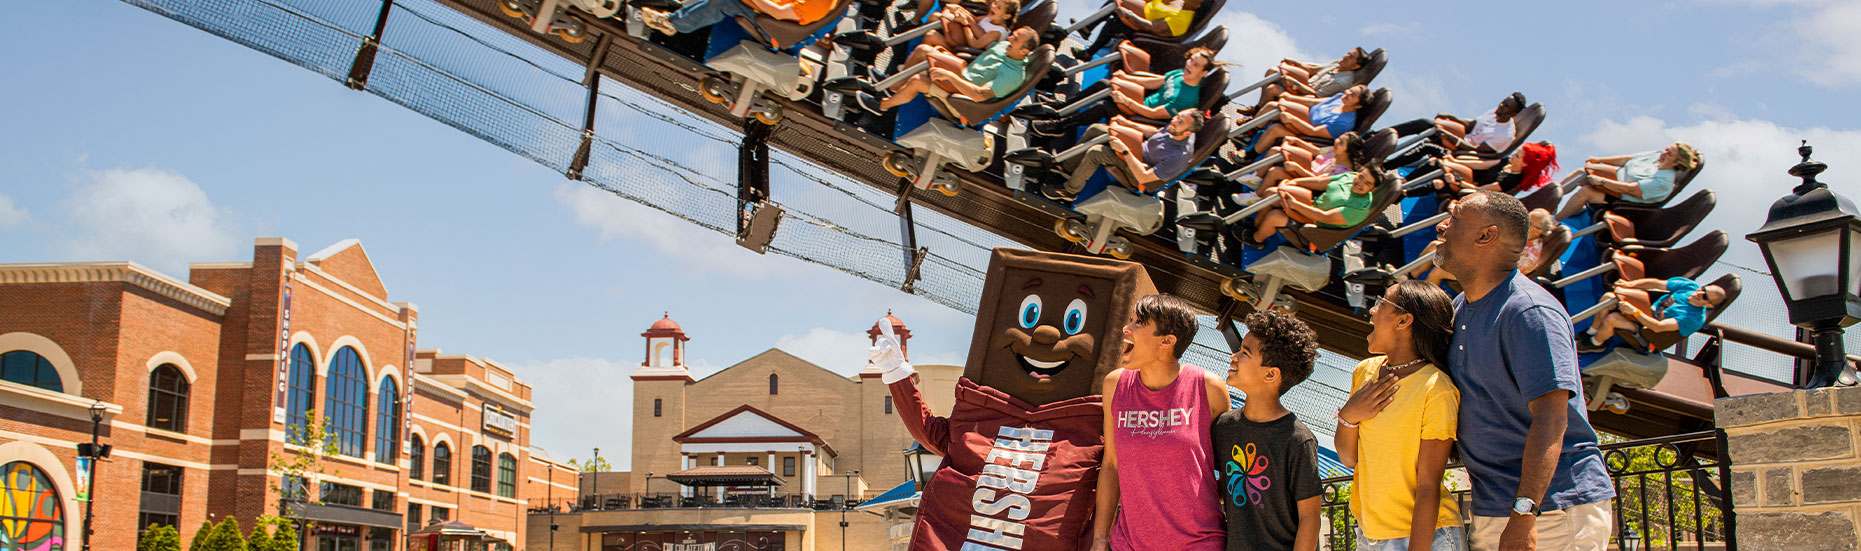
[
  {"x1": 1219, "y1": 278, "x2": 1251, "y2": 302},
  {"x1": 753, "y1": 104, "x2": 784, "y2": 125},
  {"x1": 883, "y1": 151, "x2": 915, "y2": 178},
  {"x1": 556, "y1": 25, "x2": 588, "y2": 43},
  {"x1": 932, "y1": 180, "x2": 959, "y2": 196},
  {"x1": 700, "y1": 76, "x2": 732, "y2": 105},
  {"x1": 499, "y1": 1, "x2": 527, "y2": 18},
  {"x1": 1106, "y1": 238, "x2": 1133, "y2": 260},
  {"x1": 1055, "y1": 219, "x2": 1086, "y2": 243}
]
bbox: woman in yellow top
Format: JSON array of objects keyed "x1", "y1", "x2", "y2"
[{"x1": 1335, "y1": 280, "x2": 1466, "y2": 551}]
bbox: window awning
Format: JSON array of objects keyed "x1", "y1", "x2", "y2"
[{"x1": 664, "y1": 465, "x2": 785, "y2": 487}]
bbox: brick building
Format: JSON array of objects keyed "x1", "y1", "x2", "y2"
[
  {"x1": 0, "y1": 237, "x2": 577, "y2": 551},
  {"x1": 527, "y1": 313, "x2": 961, "y2": 551}
]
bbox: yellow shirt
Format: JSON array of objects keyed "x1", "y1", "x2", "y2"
[
  {"x1": 1347, "y1": 356, "x2": 1463, "y2": 540},
  {"x1": 1142, "y1": 0, "x2": 1194, "y2": 36}
]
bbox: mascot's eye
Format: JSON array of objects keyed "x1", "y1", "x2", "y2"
[
  {"x1": 1018, "y1": 295, "x2": 1043, "y2": 329},
  {"x1": 1064, "y1": 299, "x2": 1088, "y2": 334}
]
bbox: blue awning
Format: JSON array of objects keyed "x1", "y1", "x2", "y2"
[{"x1": 854, "y1": 480, "x2": 919, "y2": 512}]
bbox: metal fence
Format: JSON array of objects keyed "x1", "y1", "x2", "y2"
[
  {"x1": 1318, "y1": 431, "x2": 1734, "y2": 551},
  {"x1": 528, "y1": 492, "x2": 862, "y2": 513}
]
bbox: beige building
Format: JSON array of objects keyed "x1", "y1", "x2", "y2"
[{"x1": 527, "y1": 313, "x2": 960, "y2": 551}]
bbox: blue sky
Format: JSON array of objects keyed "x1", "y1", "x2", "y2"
[{"x1": 2, "y1": 0, "x2": 1858, "y2": 468}]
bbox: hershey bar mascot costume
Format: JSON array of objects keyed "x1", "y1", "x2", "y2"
[{"x1": 869, "y1": 248, "x2": 1156, "y2": 551}]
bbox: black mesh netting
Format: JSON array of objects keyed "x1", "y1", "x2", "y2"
[{"x1": 124, "y1": 0, "x2": 1383, "y2": 439}]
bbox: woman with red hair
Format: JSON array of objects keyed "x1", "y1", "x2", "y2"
[{"x1": 1486, "y1": 141, "x2": 1559, "y2": 193}]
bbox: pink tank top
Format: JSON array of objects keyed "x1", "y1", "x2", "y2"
[{"x1": 1109, "y1": 364, "x2": 1225, "y2": 550}]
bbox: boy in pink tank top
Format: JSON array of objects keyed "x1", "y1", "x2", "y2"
[
  {"x1": 1092, "y1": 295, "x2": 1231, "y2": 551},
  {"x1": 1214, "y1": 310, "x2": 1324, "y2": 551}
]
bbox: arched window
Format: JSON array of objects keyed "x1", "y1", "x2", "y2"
[
  {"x1": 324, "y1": 347, "x2": 369, "y2": 458},
  {"x1": 768, "y1": 373, "x2": 778, "y2": 395},
  {"x1": 431, "y1": 442, "x2": 452, "y2": 486},
  {"x1": 470, "y1": 446, "x2": 493, "y2": 493},
  {"x1": 374, "y1": 376, "x2": 401, "y2": 464},
  {"x1": 0, "y1": 351, "x2": 63, "y2": 392},
  {"x1": 0, "y1": 461, "x2": 65, "y2": 550},
  {"x1": 409, "y1": 435, "x2": 426, "y2": 480},
  {"x1": 496, "y1": 453, "x2": 517, "y2": 498},
  {"x1": 146, "y1": 364, "x2": 190, "y2": 433},
  {"x1": 285, "y1": 344, "x2": 318, "y2": 444}
]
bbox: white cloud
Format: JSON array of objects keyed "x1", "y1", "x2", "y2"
[
  {"x1": 1207, "y1": 10, "x2": 1311, "y2": 84},
  {"x1": 554, "y1": 182, "x2": 809, "y2": 280},
  {"x1": 1579, "y1": 114, "x2": 1861, "y2": 268},
  {"x1": 59, "y1": 167, "x2": 239, "y2": 273},
  {"x1": 1360, "y1": 22, "x2": 1421, "y2": 37},
  {"x1": 511, "y1": 356, "x2": 639, "y2": 471},
  {"x1": 1708, "y1": 0, "x2": 1861, "y2": 87},
  {"x1": 0, "y1": 193, "x2": 28, "y2": 229},
  {"x1": 775, "y1": 327, "x2": 874, "y2": 376}
]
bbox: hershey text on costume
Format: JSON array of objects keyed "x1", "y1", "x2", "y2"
[{"x1": 962, "y1": 426, "x2": 1054, "y2": 551}]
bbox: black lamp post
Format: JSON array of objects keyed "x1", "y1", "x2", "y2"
[
  {"x1": 902, "y1": 444, "x2": 932, "y2": 488},
  {"x1": 80, "y1": 401, "x2": 110, "y2": 551},
  {"x1": 841, "y1": 469, "x2": 858, "y2": 551},
  {"x1": 1747, "y1": 141, "x2": 1861, "y2": 389},
  {"x1": 643, "y1": 472, "x2": 654, "y2": 508},
  {"x1": 590, "y1": 447, "x2": 600, "y2": 510}
]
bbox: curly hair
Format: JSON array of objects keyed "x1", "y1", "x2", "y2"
[{"x1": 1242, "y1": 310, "x2": 1318, "y2": 396}]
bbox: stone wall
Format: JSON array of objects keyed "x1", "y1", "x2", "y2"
[{"x1": 1717, "y1": 386, "x2": 1861, "y2": 551}]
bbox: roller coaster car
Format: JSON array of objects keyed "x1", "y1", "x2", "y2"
[
  {"x1": 1353, "y1": 48, "x2": 1389, "y2": 88},
  {"x1": 1068, "y1": 0, "x2": 1228, "y2": 59},
  {"x1": 1448, "y1": 103, "x2": 1545, "y2": 163},
  {"x1": 1517, "y1": 178, "x2": 1563, "y2": 213},
  {"x1": 639, "y1": 0, "x2": 858, "y2": 124},
  {"x1": 1217, "y1": 169, "x2": 1402, "y2": 312},
  {"x1": 834, "y1": 0, "x2": 1058, "y2": 66},
  {"x1": 876, "y1": 44, "x2": 1057, "y2": 195},
  {"x1": 1612, "y1": 229, "x2": 1728, "y2": 283},
  {"x1": 1030, "y1": 26, "x2": 1228, "y2": 93},
  {"x1": 1524, "y1": 224, "x2": 1571, "y2": 279},
  {"x1": 1051, "y1": 113, "x2": 1231, "y2": 259},
  {"x1": 1596, "y1": 159, "x2": 1707, "y2": 212},
  {"x1": 1582, "y1": 272, "x2": 1744, "y2": 414},
  {"x1": 1289, "y1": 87, "x2": 1392, "y2": 148},
  {"x1": 500, "y1": 0, "x2": 620, "y2": 43},
  {"x1": 1598, "y1": 190, "x2": 1716, "y2": 249}
]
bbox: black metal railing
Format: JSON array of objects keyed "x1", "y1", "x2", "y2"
[
  {"x1": 1317, "y1": 431, "x2": 1734, "y2": 551},
  {"x1": 527, "y1": 492, "x2": 864, "y2": 513}
]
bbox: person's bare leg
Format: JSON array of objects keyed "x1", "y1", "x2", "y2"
[
  {"x1": 1108, "y1": 124, "x2": 1146, "y2": 153},
  {"x1": 882, "y1": 76, "x2": 930, "y2": 109},
  {"x1": 921, "y1": 27, "x2": 951, "y2": 49},
  {"x1": 1410, "y1": 241, "x2": 1440, "y2": 279},
  {"x1": 1118, "y1": 42, "x2": 1152, "y2": 73},
  {"x1": 1253, "y1": 125, "x2": 1291, "y2": 153},
  {"x1": 1261, "y1": 166, "x2": 1290, "y2": 189},
  {"x1": 1591, "y1": 311, "x2": 1634, "y2": 344},
  {"x1": 901, "y1": 44, "x2": 937, "y2": 72},
  {"x1": 1557, "y1": 186, "x2": 1603, "y2": 220},
  {"x1": 1253, "y1": 83, "x2": 1284, "y2": 111},
  {"x1": 1253, "y1": 208, "x2": 1290, "y2": 242}
]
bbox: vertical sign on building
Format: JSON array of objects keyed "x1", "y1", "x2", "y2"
[
  {"x1": 274, "y1": 281, "x2": 293, "y2": 424},
  {"x1": 403, "y1": 317, "x2": 416, "y2": 455},
  {"x1": 74, "y1": 457, "x2": 91, "y2": 502}
]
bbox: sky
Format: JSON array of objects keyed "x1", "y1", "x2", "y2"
[{"x1": 2, "y1": 0, "x2": 1859, "y2": 469}]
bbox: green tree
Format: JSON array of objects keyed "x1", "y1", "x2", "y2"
[
  {"x1": 188, "y1": 520, "x2": 214, "y2": 551},
  {"x1": 137, "y1": 524, "x2": 182, "y2": 551},
  {"x1": 198, "y1": 518, "x2": 246, "y2": 551},
  {"x1": 245, "y1": 518, "x2": 273, "y2": 551},
  {"x1": 263, "y1": 517, "x2": 300, "y2": 551},
  {"x1": 567, "y1": 454, "x2": 612, "y2": 472},
  {"x1": 269, "y1": 414, "x2": 342, "y2": 550}
]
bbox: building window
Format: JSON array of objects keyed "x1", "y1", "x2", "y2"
[
  {"x1": 324, "y1": 347, "x2": 369, "y2": 458},
  {"x1": 782, "y1": 457, "x2": 795, "y2": 477},
  {"x1": 407, "y1": 504, "x2": 423, "y2": 532},
  {"x1": 471, "y1": 445, "x2": 493, "y2": 493},
  {"x1": 285, "y1": 343, "x2": 317, "y2": 445},
  {"x1": 710, "y1": 456, "x2": 720, "y2": 466},
  {"x1": 497, "y1": 453, "x2": 517, "y2": 498},
  {"x1": 145, "y1": 364, "x2": 191, "y2": 433},
  {"x1": 768, "y1": 373, "x2": 778, "y2": 395},
  {"x1": 374, "y1": 376, "x2": 401, "y2": 464},
  {"x1": 653, "y1": 398, "x2": 662, "y2": 417},
  {"x1": 281, "y1": 475, "x2": 308, "y2": 502},
  {"x1": 430, "y1": 507, "x2": 449, "y2": 522},
  {"x1": 884, "y1": 395, "x2": 893, "y2": 415},
  {"x1": 409, "y1": 435, "x2": 426, "y2": 480},
  {"x1": 372, "y1": 489, "x2": 395, "y2": 511},
  {"x1": 0, "y1": 462, "x2": 65, "y2": 549},
  {"x1": 746, "y1": 457, "x2": 759, "y2": 466},
  {"x1": 138, "y1": 462, "x2": 183, "y2": 532},
  {"x1": 1, "y1": 350, "x2": 63, "y2": 392},
  {"x1": 320, "y1": 482, "x2": 363, "y2": 507},
  {"x1": 431, "y1": 442, "x2": 452, "y2": 486}
]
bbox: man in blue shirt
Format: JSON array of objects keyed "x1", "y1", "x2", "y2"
[
  {"x1": 1432, "y1": 190, "x2": 1615, "y2": 551},
  {"x1": 1247, "y1": 85, "x2": 1370, "y2": 155},
  {"x1": 1581, "y1": 276, "x2": 1726, "y2": 352}
]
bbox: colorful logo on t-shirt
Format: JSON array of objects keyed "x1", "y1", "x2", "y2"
[{"x1": 1223, "y1": 442, "x2": 1272, "y2": 507}]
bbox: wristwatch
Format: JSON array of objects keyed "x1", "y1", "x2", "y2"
[{"x1": 1511, "y1": 497, "x2": 1541, "y2": 517}]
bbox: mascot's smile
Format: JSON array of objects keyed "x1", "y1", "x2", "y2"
[{"x1": 1013, "y1": 348, "x2": 1074, "y2": 381}]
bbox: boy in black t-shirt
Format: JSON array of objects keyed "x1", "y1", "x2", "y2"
[{"x1": 1212, "y1": 311, "x2": 1324, "y2": 551}]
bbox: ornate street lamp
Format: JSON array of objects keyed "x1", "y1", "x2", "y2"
[
  {"x1": 80, "y1": 401, "x2": 111, "y2": 551},
  {"x1": 901, "y1": 444, "x2": 935, "y2": 488},
  {"x1": 1746, "y1": 142, "x2": 1861, "y2": 388}
]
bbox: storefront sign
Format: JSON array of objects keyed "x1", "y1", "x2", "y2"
[
  {"x1": 316, "y1": 524, "x2": 360, "y2": 537},
  {"x1": 274, "y1": 282, "x2": 293, "y2": 424},
  {"x1": 482, "y1": 404, "x2": 516, "y2": 439}
]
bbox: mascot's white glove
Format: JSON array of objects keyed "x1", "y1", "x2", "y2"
[{"x1": 869, "y1": 320, "x2": 916, "y2": 384}]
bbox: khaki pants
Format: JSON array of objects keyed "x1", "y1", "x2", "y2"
[
  {"x1": 1061, "y1": 124, "x2": 1138, "y2": 194},
  {"x1": 1469, "y1": 500, "x2": 1611, "y2": 551}
]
